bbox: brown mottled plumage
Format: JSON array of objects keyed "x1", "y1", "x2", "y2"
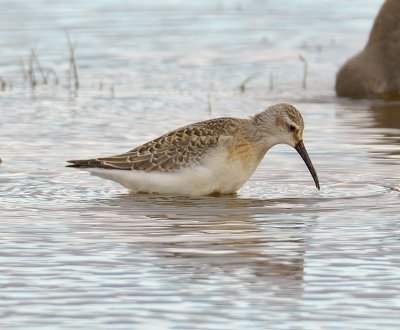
[{"x1": 67, "y1": 117, "x2": 242, "y2": 172}]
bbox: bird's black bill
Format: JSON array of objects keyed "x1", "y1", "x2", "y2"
[{"x1": 294, "y1": 140, "x2": 320, "y2": 190}]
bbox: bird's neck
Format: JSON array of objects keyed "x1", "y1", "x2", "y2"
[
  {"x1": 242, "y1": 119, "x2": 280, "y2": 157},
  {"x1": 246, "y1": 118, "x2": 279, "y2": 145}
]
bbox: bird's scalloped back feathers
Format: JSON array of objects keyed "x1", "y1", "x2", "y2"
[{"x1": 67, "y1": 117, "x2": 241, "y2": 172}]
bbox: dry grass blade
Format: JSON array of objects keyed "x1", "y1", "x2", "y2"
[
  {"x1": 28, "y1": 55, "x2": 37, "y2": 88},
  {"x1": 239, "y1": 73, "x2": 257, "y2": 93},
  {"x1": 30, "y1": 49, "x2": 47, "y2": 84},
  {"x1": 299, "y1": 55, "x2": 308, "y2": 89},
  {"x1": 269, "y1": 72, "x2": 274, "y2": 91},
  {"x1": 0, "y1": 76, "x2": 6, "y2": 91},
  {"x1": 65, "y1": 29, "x2": 79, "y2": 91}
]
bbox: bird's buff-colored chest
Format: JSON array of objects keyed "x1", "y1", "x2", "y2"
[{"x1": 201, "y1": 137, "x2": 267, "y2": 194}]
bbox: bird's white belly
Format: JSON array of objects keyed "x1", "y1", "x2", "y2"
[{"x1": 87, "y1": 149, "x2": 259, "y2": 196}]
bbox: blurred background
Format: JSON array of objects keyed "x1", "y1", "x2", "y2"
[
  {"x1": 1, "y1": 1, "x2": 399, "y2": 329},
  {"x1": 0, "y1": 0, "x2": 386, "y2": 98}
]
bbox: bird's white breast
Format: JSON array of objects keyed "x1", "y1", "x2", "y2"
[{"x1": 87, "y1": 144, "x2": 262, "y2": 196}]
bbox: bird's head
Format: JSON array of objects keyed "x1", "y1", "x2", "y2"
[{"x1": 253, "y1": 103, "x2": 320, "y2": 190}]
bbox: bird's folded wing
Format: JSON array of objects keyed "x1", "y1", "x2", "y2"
[{"x1": 67, "y1": 118, "x2": 238, "y2": 172}]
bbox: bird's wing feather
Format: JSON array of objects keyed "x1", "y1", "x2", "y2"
[{"x1": 67, "y1": 117, "x2": 240, "y2": 172}]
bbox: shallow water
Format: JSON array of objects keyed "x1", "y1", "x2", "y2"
[{"x1": 1, "y1": 0, "x2": 400, "y2": 329}]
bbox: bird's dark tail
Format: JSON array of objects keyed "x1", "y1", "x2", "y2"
[
  {"x1": 66, "y1": 159, "x2": 102, "y2": 168},
  {"x1": 66, "y1": 158, "x2": 130, "y2": 170}
]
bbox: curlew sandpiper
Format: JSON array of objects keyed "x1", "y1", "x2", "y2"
[{"x1": 67, "y1": 103, "x2": 320, "y2": 195}]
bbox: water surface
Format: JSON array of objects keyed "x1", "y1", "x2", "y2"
[{"x1": 1, "y1": 1, "x2": 399, "y2": 329}]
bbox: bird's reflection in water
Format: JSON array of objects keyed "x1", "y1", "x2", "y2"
[{"x1": 81, "y1": 193, "x2": 316, "y2": 298}]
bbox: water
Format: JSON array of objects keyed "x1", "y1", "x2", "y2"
[{"x1": 1, "y1": 1, "x2": 399, "y2": 329}]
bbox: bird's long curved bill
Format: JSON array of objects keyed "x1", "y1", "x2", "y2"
[{"x1": 294, "y1": 140, "x2": 320, "y2": 190}]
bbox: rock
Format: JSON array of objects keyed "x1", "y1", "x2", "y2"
[{"x1": 336, "y1": 0, "x2": 400, "y2": 99}]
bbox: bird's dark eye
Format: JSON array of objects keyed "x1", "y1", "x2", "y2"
[{"x1": 288, "y1": 124, "x2": 296, "y2": 132}]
